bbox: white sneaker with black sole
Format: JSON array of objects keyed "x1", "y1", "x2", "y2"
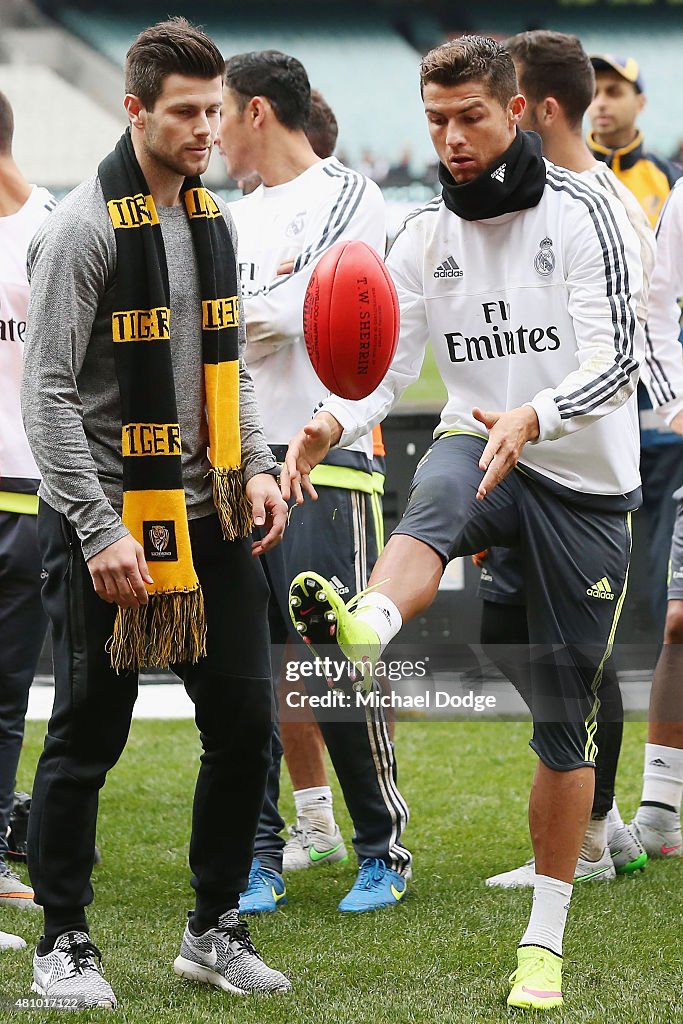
[
  {"x1": 282, "y1": 819, "x2": 348, "y2": 872},
  {"x1": 32, "y1": 931, "x2": 117, "y2": 1009},
  {"x1": 173, "y1": 909, "x2": 291, "y2": 994},
  {"x1": 486, "y1": 847, "x2": 616, "y2": 888}
]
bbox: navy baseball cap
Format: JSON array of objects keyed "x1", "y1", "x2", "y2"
[{"x1": 590, "y1": 54, "x2": 644, "y2": 93}]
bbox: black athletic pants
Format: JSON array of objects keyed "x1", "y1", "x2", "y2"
[
  {"x1": 28, "y1": 503, "x2": 273, "y2": 939},
  {"x1": 0, "y1": 510, "x2": 48, "y2": 859}
]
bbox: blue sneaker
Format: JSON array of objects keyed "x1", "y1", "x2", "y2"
[
  {"x1": 338, "y1": 858, "x2": 407, "y2": 912},
  {"x1": 239, "y1": 858, "x2": 286, "y2": 914}
]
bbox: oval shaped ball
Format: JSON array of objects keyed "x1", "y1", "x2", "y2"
[{"x1": 303, "y1": 240, "x2": 400, "y2": 400}]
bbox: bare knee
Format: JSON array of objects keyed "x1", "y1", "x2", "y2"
[{"x1": 663, "y1": 600, "x2": 683, "y2": 645}]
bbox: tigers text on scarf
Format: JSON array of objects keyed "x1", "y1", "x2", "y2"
[{"x1": 98, "y1": 128, "x2": 251, "y2": 671}]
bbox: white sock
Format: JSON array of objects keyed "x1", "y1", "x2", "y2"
[
  {"x1": 606, "y1": 798, "x2": 625, "y2": 844},
  {"x1": 580, "y1": 815, "x2": 607, "y2": 861},
  {"x1": 294, "y1": 786, "x2": 335, "y2": 832},
  {"x1": 640, "y1": 743, "x2": 683, "y2": 812},
  {"x1": 353, "y1": 593, "x2": 402, "y2": 653},
  {"x1": 520, "y1": 874, "x2": 572, "y2": 958}
]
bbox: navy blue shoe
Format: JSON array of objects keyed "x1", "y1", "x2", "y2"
[
  {"x1": 337, "y1": 858, "x2": 407, "y2": 912},
  {"x1": 239, "y1": 858, "x2": 286, "y2": 914}
]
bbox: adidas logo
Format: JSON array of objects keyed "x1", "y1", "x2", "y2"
[
  {"x1": 649, "y1": 757, "x2": 670, "y2": 768},
  {"x1": 433, "y1": 256, "x2": 463, "y2": 279},
  {"x1": 491, "y1": 163, "x2": 506, "y2": 183},
  {"x1": 586, "y1": 577, "x2": 615, "y2": 600},
  {"x1": 330, "y1": 575, "x2": 349, "y2": 596}
]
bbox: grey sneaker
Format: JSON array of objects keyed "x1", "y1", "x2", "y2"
[
  {"x1": 32, "y1": 931, "x2": 117, "y2": 1009},
  {"x1": 0, "y1": 861, "x2": 37, "y2": 910},
  {"x1": 173, "y1": 910, "x2": 291, "y2": 994},
  {"x1": 282, "y1": 819, "x2": 348, "y2": 872},
  {"x1": 631, "y1": 816, "x2": 682, "y2": 858},
  {"x1": 608, "y1": 821, "x2": 648, "y2": 874}
]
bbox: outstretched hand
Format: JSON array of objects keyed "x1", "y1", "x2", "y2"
[
  {"x1": 473, "y1": 405, "x2": 540, "y2": 500},
  {"x1": 280, "y1": 413, "x2": 342, "y2": 504}
]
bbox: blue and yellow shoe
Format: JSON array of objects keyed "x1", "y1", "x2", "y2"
[
  {"x1": 288, "y1": 572, "x2": 380, "y2": 694},
  {"x1": 338, "y1": 858, "x2": 407, "y2": 912},
  {"x1": 238, "y1": 858, "x2": 286, "y2": 915},
  {"x1": 507, "y1": 946, "x2": 563, "y2": 1010}
]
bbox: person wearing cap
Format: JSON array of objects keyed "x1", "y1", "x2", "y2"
[
  {"x1": 589, "y1": 53, "x2": 683, "y2": 634},
  {"x1": 587, "y1": 54, "x2": 681, "y2": 227}
]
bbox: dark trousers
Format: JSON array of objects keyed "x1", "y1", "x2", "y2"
[
  {"x1": 253, "y1": 484, "x2": 411, "y2": 876},
  {"x1": 0, "y1": 510, "x2": 48, "y2": 859},
  {"x1": 28, "y1": 503, "x2": 273, "y2": 938}
]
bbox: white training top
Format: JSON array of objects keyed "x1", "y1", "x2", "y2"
[
  {"x1": 229, "y1": 157, "x2": 386, "y2": 455},
  {"x1": 641, "y1": 178, "x2": 683, "y2": 423},
  {"x1": 323, "y1": 161, "x2": 645, "y2": 500},
  {"x1": 0, "y1": 185, "x2": 56, "y2": 491}
]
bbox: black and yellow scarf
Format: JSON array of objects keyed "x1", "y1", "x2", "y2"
[{"x1": 98, "y1": 129, "x2": 251, "y2": 671}]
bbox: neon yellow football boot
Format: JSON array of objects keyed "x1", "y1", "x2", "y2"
[
  {"x1": 507, "y1": 946, "x2": 563, "y2": 1010},
  {"x1": 288, "y1": 571, "x2": 380, "y2": 693}
]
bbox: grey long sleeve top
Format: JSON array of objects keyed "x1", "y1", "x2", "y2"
[{"x1": 21, "y1": 176, "x2": 277, "y2": 561}]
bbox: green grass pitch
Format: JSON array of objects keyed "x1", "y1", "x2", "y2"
[{"x1": 2, "y1": 719, "x2": 681, "y2": 1022}]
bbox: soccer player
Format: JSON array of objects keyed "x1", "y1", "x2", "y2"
[
  {"x1": 589, "y1": 54, "x2": 683, "y2": 632},
  {"x1": 21, "y1": 18, "x2": 289, "y2": 1006},
  {"x1": 0, "y1": 91, "x2": 55, "y2": 945},
  {"x1": 480, "y1": 30, "x2": 683, "y2": 887},
  {"x1": 216, "y1": 50, "x2": 411, "y2": 913},
  {"x1": 630, "y1": 179, "x2": 683, "y2": 859},
  {"x1": 283, "y1": 36, "x2": 644, "y2": 1009}
]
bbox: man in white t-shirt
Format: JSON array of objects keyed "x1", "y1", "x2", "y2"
[
  {"x1": 215, "y1": 50, "x2": 411, "y2": 916},
  {"x1": 0, "y1": 90, "x2": 56, "y2": 944}
]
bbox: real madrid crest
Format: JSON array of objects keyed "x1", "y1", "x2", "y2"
[
  {"x1": 534, "y1": 236, "x2": 555, "y2": 277},
  {"x1": 285, "y1": 212, "x2": 305, "y2": 238}
]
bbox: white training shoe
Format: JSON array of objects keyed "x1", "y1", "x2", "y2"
[
  {"x1": 32, "y1": 931, "x2": 117, "y2": 1009},
  {"x1": 486, "y1": 847, "x2": 616, "y2": 888},
  {"x1": 608, "y1": 821, "x2": 648, "y2": 874},
  {"x1": 630, "y1": 817, "x2": 682, "y2": 859},
  {"x1": 0, "y1": 930, "x2": 26, "y2": 951},
  {"x1": 282, "y1": 819, "x2": 348, "y2": 872}
]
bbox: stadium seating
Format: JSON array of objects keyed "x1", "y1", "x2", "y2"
[
  {"x1": 0, "y1": 64, "x2": 124, "y2": 192},
  {"x1": 57, "y1": 3, "x2": 436, "y2": 172},
  {"x1": 471, "y1": 6, "x2": 683, "y2": 162}
]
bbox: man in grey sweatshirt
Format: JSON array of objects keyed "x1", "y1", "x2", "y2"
[{"x1": 20, "y1": 17, "x2": 290, "y2": 1008}]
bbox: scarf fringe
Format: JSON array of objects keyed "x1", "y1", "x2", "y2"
[
  {"x1": 210, "y1": 466, "x2": 253, "y2": 540},
  {"x1": 110, "y1": 587, "x2": 207, "y2": 672}
]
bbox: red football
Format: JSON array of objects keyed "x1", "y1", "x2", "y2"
[{"x1": 303, "y1": 240, "x2": 400, "y2": 400}]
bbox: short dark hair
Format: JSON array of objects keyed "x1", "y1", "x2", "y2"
[
  {"x1": 224, "y1": 50, "x2": 310, "y2": 131},
  {"x1": 125, "y1": 17, "x2": 224, "y2": 110},
  {"x1": 0, "y1": 91, "x2": 14, "y2": 155},
  {"x1": 505, "y1": 30, "x2": 594, "y2": 128},
  {"x1": 420, "y1": 35, "x2": 517, "y2": 108},
  {"x1": 307, "y1": 88, "x2": 337, "y2": 158}
]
